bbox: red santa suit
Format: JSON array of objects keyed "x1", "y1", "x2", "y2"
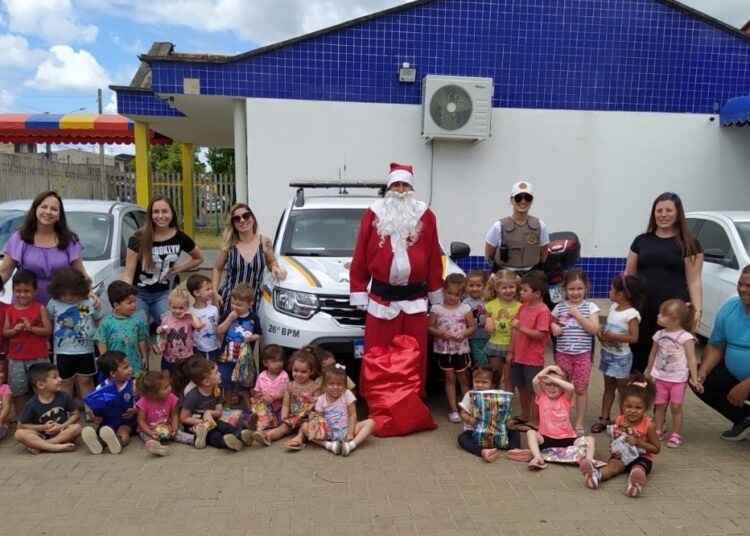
[{"x1": 350, "y1": 196, "x2": 444, "y2": 394}]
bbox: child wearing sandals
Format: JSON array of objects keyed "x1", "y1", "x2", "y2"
[
  {"x1": 81, "y1": 352, "x2": 137, "y2": 454},
  {"x1": 645, "y1": 299, "x2": 701, "y2": 448},
  {"x1": 527, "y1": 365, "x2": 595, "y2": 469},
  {"x1": 458, "y1": 365, "x2": 520, "y2": 462},
  {"x1": 591, "y1": 273, "x2": 646, "y2": 434},
  {"x1": 246, "y1": 345, "x2": 289, "y2": 430},
  {"x1": 483, "y1": 269, "x2": 521, "y2": 389},
  {"x1": 579, "y1": 378, "x2": 660, "y2": 497},
  {"x1": 549, "y1": 269, "x2": 600, "y2": 436},
  {"x1": 296, "y1": 364, "x2": 374, "y2": 455},
  {"x1": 253, "y1": 349, "x2": 319, "y2": 448},
  {"x1": 135, "y1": 371, "x2": 195, "y2": 456}
]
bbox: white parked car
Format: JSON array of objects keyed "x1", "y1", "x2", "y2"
[
  {"x1": 0, "y1": 199, "x2": 146, "y2": 314},
  {"x1": 259, "y1": 183, "x2": 470, "y2": 368},
  {"x1": 686, "y1": 211, "x2": 750, "y2": 337}
]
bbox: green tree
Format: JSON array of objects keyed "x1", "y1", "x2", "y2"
[
  {"x1": 131, "y1": 142, "x2": 205, "y2": 174},
  {"x1": 206, "y1": 148, "x2": 234, "y2": 174}
]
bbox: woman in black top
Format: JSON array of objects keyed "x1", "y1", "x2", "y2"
[
  {"x1": 122, "y1": 195, "x2": 204, "y2": 326},
  {"x1": 625, "y1": 192, "x2": 703, "y2": 373}
]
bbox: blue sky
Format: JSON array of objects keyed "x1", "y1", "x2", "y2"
[{"x1": 0, "y1": 0, "x2": 747, "y2": 154}]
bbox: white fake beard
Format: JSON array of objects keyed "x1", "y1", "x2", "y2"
[{"x1": 376, "y1": 191, "x2": 422, "y2": 247}]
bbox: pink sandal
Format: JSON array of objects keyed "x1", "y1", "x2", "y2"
[
  {"x1": 656, "y1": 429, "x2": 665, "y2": 441},
  {"x1": 667, "y1": 433, "x2": 682, "y2": 448}
]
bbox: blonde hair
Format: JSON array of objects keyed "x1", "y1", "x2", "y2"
[
  {"x1": 168, "y1": 286, "x2": 191, "y2": 307},
  {"x1": 220, "y1": 203, "x2": 258, "y2": 252},
  {"x1": 231, "y1": 283, "x2": 255, "y2": 304},
  {"x1": 659, "y1": 299, "x2": 695, "y2": 332},
  {"x1": 484, "y1": 269, "x2": 520, "y2": 301}
]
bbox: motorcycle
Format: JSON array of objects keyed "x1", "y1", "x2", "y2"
[{"x1": 540, "y1": 231, "x2": 581, "y2": 308}]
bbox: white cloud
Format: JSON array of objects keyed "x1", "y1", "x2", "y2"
[
  {"x1": 4, "y1": 0, "x2": 98, "y2": 44},
  {"x1": 25, "y1": 45, "x2": 111, "y2": 92},
  {"x1": 111, "y1": 33, "x2": 143, "y2": 55},
  {"x1": 0, "y1": 33, "x2": 48, "y2": 68},
  {"x1": 80, "y1": 0, "x2": 412, "y2": 45},
  {"x1": 0, "y1": 89, "x2": 14, "y2": 111},
  {"x1": 104, "y1": 91, "x2": 117, "y2": 113}
]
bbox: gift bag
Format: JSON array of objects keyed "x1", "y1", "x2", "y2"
[
  {"x1": 231, "y1": 343, "x2": 255, "y2": 387},
  {"x1": 219, "y1": 408, "x2": 248, "y2": 429},
  {"x1": 307, "y1": 412, "x2": 329, "y2": 440},
  {"x1": 470, "y1": 390, "x2": 513, "y2": 449},
  {"x1": 542, "y1": 437, "x2": 593, "y2": 464},
  {"x1": 610, "y1": 434, "x2": 641, "y2": 465},
  {"x1": 250, "y1": 396, "x2": 278, "y2": 430}
]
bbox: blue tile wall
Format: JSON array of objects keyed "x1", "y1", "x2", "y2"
[
  {"x1": 455, "y1": 255, "x2": 625, "y2": 298},
  {"x1": 145, "y1": 0, "x2": 750, "y2": 114},
  {"x1": 117, "y1": 90, "x2": 185, "y2": 117}
]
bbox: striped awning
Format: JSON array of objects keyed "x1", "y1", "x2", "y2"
[{"x1": 0, "y1": 113, "x2": 171, "y2": 144}]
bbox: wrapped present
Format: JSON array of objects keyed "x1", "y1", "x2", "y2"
[
  {"x1": 219, "y1": 408, "x2": 247, "y2": 429},
  {"x1": 250, "y1": 396, "x2": 278, "y2": 430},
  {"x1": 283, "y1": 391, "x2": 316, "y2": 429},
  {"x1": 152, "y1": 423, "x2": 171, "y2": 439},
  {"x1": 470, "y1": 390, "x2": 513, "y2": 449},
  {"x1": 610, "y1": 434, "x2": 641, "y2": 465},
  {"x1": 306, "y1": 411, "x2": 329, "y2": 440},
  {"x1": 231, "y1": 343, "x2": 255, "y2": 387}
]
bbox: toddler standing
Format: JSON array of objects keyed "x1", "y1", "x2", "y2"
[
  {"x1": 47, "y1": 268, "x2": 103, "y2": 404},
  {"x1": 645, "y1": 299, "x2": 701, "y2": 448},
  {"x1": 95, "y1": 281, "x2": 149, "y2": 377},
  {"x1": 549, "y1": 269, "x2": 600, "y2": 435},
  {"x1": 2, "y1": 270, "x2": 52, "y2": 419},
  {"x1": 298, "y1": 365, "x2": 374, "y2": 456},
  {"x1": 464, "y1": 270, "x2": 489, "y2": 366},
  {"x1": 428, "y1": 274, "x2": 476, "y2": 423},
  {"x1": 508, "y1": 271, "x2": 551, "y2": 430},
  {"x1": 0, "y1": 366, "x2": 11, "y2": 441},
  {"x1": 187, "y1": 274, "x2": 221, "y2": 361},
  {"x1": 155, "y1": 287, "x2": 204, "y2": 373},
  {"x1": 483, "y1": 269, "x2": 521, "y2": 388}
]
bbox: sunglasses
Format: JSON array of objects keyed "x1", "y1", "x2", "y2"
[
  {"x1": 513, "y1": 193, "x2": 533, "y2": 203},
  {"x1": 231, "y1": 211, "x2": 253, "y2": 224}
]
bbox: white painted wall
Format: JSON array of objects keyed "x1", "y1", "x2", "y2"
[{"x1": 246, "y1": 98, "x2": 750, "y2": 257}]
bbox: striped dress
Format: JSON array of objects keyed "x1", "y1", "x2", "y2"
[{"x1": 219, "y1": 239, "x2": 266, "y2": 317}]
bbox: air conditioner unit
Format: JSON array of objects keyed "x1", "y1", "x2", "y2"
[{"x1": 421, "y1": 75, "x2": 493, "y2": 141}]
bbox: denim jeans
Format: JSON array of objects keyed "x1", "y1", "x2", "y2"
[{"x1": 135, "y1": 288, "x2": 169, "y2": 327}]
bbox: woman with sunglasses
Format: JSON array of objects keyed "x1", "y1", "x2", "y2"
[
  {"x1": 212, "y1": 203, "x2": 286, "y2": 317},
  {"x1": 122, "y1": 195, "x2": 204, "y2": 328},
  {"x1": 485, "y1": 181, "x2": 549, "y2": 273},
  {"x1": 625, "y1": 192, "x2": 703, "y2": 374}
]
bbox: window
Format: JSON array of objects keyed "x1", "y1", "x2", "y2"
[
  {"x1": 120, "y1": 212, "x2": 141, "y2": 260},
  {"x1": 697, "y1": 220, "x2": 736, "y2": 267}
]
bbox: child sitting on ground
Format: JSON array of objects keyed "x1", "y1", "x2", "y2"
[
  {"x1": 187, "y1": 274, "x2": 221, "y2": 361},
  {"x1": 296, "y1": 364, "x2": 374, "y2": 456},
  {"x1": 247, "y1": 345, "x2": 289, "y2": 430},
  {"x1": 81, "y1": 351, "x2": 137, "y2": 454},
  {"x1": 136, "y1": 370, "x2": 195, "y2": 456},
  {"x1": 458, "y1": 365, "x2": 520, "y2": 463},
  {"x1": 180, "y1": 358, "x2": 253, "y2": 451},
  {"x1": 579, "y1": 378, "x2": 660, "y2": 497},
  {"x1": 216, "y1": 283, "x2": 261, "y2": 407},
  {"x1": 95, "y1": 281, "x2": 149, "y2": 377},
  {"x1": 253, "y1": 349, "x2": 319, "y2": 447},
  {"x1": 526, "y1": 365, "x2": 595, "y2": 469},
  {"x1": 14, "y1": 362, "x2": 82, "y2": 454},
  {"x1": 309, "y1": 345, "x2": 355, "y2": 391},
  {"x1": 3, "y1": 270, "x2": 53, "y2": 420}
]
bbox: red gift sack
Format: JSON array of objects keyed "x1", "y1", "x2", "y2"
[{"x1": 360, "y1": 334, "x2": 437, "y2": 437}]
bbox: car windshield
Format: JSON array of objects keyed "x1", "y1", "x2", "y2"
[
  {"x1": 281, "y1": 208, "x2": 363, "y2": 257},
  {"x1": 0, "y1": 209, "x2": 113, "y2": 261},
  {"x1": 736, "y1": 222, "x2": 750, "y2": 257}
]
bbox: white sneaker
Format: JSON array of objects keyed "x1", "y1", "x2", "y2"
[
  {"x1": 341, "y1": 441, "x2": 354, "y2": 457},
  {"x1": 194, "y1": 423, "x2": 208, "y2": 449},
  {"x1": 223, "y1": 434, "x2": 244, "y2": 451},
  {"x1": 81, "y1": 426, "x2": 102, "y2": 455},
  {"x1": 579, "y1": 458, "x2": 600, "y2": 490},
  {"x1": 240, "y1": 429, "x2": 254, "y2": 446},
  {"x1": 99, "y1": 426, "x2": 122, "y2": 454},
  {"x1": 448, "y1": 412, "x2": 462, "y2": 423},
  {"x1": 327, "y1": 441, "x2": 342, "y2": 455},
  {"x1": 146, "y1": 440, "x2": 171, "y2": 457}
]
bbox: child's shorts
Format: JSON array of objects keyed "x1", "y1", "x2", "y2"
[
  {"x1": 325, "y1": 426, "x2": 349, "y2": 442},
  {"x1": 510, "y1": 363, "x2": 543, "y2": 391},
  {"x1": 654, "y1": 378, "x2": 688, "y2": 405},
  {"x1": 599, "y1": 350, "x2": 633, "y2": 379},
  {"x1": 438, "y1": 353, "x2": 471, "y2": 373},
  {"x1": 541, "y1": 435, "x2": 576, "y2": 449},
  {"x1": 483, "y1": 341, "x2": 508, "y2": 361},
  {"x1": 624, "y1": 456, "x2": 653, "y2": 475},
  {"x1": 195, "y1": 348, "x2": 222, "y2": 362},
  {"x1": 554, "y1": 351, "x2": 592, "y2": 390},
  {"x1": 8, "y1": 357, "x2": 50, "y2": 396},
  {"x1": 55, "y1": 353, "x2": 97, "y2": 381},
  {"x1": 468, "y1": 338, "x2": 489, "y2": 365}
]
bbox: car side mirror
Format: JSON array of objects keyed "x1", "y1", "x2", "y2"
[
  {"x1": 449, "y1": 241, "x2": 471, "y2": 260},
  {"x1": 703, "y1": 247, "x2": 735, "y2": 267}
]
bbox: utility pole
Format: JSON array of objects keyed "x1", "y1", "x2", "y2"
[{"x1": 97, "y1": 89, "x2": 106, "y2": 198}]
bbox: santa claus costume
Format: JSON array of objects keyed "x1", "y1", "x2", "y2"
[{"x1": 350, "y1": 163, "x2": 445, "y2": 395}]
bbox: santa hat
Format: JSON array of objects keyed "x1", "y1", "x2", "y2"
[{"x1": 387, "y1": 162, "x2": 414, "y2": 189}]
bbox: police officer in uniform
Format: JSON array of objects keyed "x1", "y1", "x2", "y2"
[{"x1": 484, "y1": 181, "x2": 549, "y2": 273}]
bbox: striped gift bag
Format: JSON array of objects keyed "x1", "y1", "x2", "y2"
[{"x1": 470, "y1": 390, "x2": 513, "y2": 449}]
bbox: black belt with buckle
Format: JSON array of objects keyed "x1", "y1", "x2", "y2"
[{"x1": 371, "y1": 278, "x2": 427, "y2": 301}]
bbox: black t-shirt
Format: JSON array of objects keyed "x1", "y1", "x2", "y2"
[
  {"x1": 19, "y1": 391, "x2": 76, "y2": 425},
  {"x1": 630, "y1": 233, "x2": 702, "y2": 313},
  {"x1": 128, "y1": 230, "x2": 196, "y2": 293}
]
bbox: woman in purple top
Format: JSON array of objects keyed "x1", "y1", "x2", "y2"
[{"x1": 0, "y1": 191, "x2": 88, "y2": 305}]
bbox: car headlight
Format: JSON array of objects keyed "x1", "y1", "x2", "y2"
[{"x1": 273, "y1": 288, "x2": 319, "y2": 319}]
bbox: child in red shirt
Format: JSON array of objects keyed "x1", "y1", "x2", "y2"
[{"x1": 508, "y1": 271, "x2": 550, "y2": 430}]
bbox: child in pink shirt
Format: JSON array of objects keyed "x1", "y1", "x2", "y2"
[
  {"x1": 0, "y1": 366, "x2": 11, "y2": 441},
  {"x1": 135, "y1": 371, "x2": 195, "y2": 456},
  {"x1": 249, "y1": 345, "x2": 289, "y2": 430}
]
